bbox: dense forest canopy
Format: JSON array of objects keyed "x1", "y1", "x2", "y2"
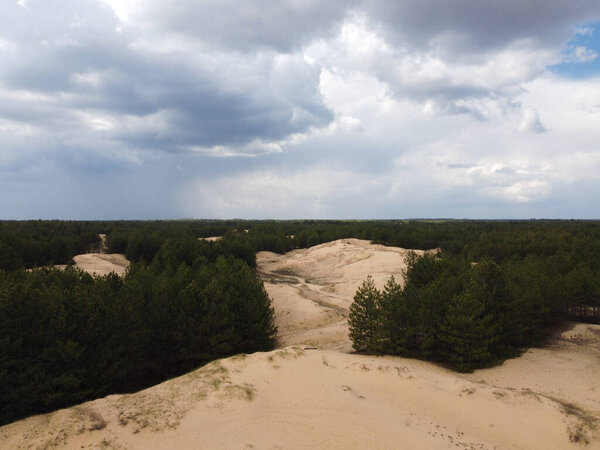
[{"x1": 1, "y1": 219, "x2": 599, "y2": 423}]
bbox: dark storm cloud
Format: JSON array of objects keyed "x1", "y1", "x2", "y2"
[
  {"x1": 365, "y1": 0, "x2": 600, "y2": 57},
  {"x1": 0, "y1": 0, "x2": 333, "y2": 154},
  {"x1": 133, "y1": 0, "x2": 600, "y2": 56},
  {"x1": 136, "y1": 0, "x2": 359, "y2": 53}
]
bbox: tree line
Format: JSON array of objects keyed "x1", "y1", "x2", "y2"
[
  {"x1": 0, "y1": 221, "x2": 103, "y2": 270},
  {"x1": 4, "y1": 219, "x2": 600, "y2": 271}
]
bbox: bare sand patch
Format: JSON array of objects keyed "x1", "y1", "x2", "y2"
[
  {"x1": 2, "y1": 341, "x2": 597, "y2": 449},
  {"x1": 462, "y1": 322, "x2": 600, "y2": 444},
  {"x1": 72, "y1": 253, "x2": 130, "y2": 277},
  {"x1": 198, "y1": 236, "x2": 222, "y2": 242}
]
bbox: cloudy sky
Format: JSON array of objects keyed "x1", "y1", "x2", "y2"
[{"x1": 1, "y1": 0, "x2": 600, "y2": 219}]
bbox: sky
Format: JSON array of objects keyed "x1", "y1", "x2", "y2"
[{"x1": 1, "y1": 1, "x2": 600, "y2": 220}]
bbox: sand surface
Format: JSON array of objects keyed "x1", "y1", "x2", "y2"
[
  {"x1": 70, "y1": 253, "x2": 130, "y2": 277},
  {"x1": 2, "y1": 239, "x2": 599, "y2": 449}
]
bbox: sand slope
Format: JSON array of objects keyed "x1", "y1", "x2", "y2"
[
  {"x1": 1, "y1": 339, "x2": 598, "y2": 449},
  {"x1": 258, "y1": 238, "x2": 431, "y2": 351},
  {"x1": 3, "y1": 239, "x2": 599, "y2": 448},
  {"x1": 70, "y1": 253, "x2": 130, "y2": 277},
  {"x1": 462, "y1": 322, "x2": 600, "y2": 418}
]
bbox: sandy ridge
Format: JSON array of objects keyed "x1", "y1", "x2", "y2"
[{"x1": 2, "y1": 339, "x2": 597, "y2": 449}]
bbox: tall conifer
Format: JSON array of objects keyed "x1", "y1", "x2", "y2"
[
  {"x1": 348, "y1": 276, "x2": 381, "y2": 352},
  {"x1": 438, "y1": 290, "x2": 497, "y2": 372}
]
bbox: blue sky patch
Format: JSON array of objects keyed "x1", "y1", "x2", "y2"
[{"x1": 552, "y1": 21, "x2": 600, "y2": 78}]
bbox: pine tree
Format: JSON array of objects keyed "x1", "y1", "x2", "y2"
[
  {"x1": 348, "y1": 276, "x2": 381, "y2": 352},
  {"x1": 438, "y1": 290, "x2": 497, "y2": 372},
  {"x1": 0, "y1": 242, "x2": 22, "y2": 271},
  {"x1": 469, "y1": 260, "x2": 520, "y2": 357},
  {"x1": 381, "y1": 277, "x2": 423, "y2": 356},
  {"x1": 379, "y1": 276, "x2": 401, "y2": 353}
]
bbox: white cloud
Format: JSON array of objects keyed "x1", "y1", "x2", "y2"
[
  {"x1": 71, "y1": 71, "x2": 104, "y2": 87},
  {"x1": 518, "y1": 108, "x2": 546, "y2": 133},
  {"x1": 563, "y1": 45, "x2": 598, "y2": 63},
  {"x1": 335, "y1": 115, "x2": 363, "y2": 133},
  {"x1": 98, "y1": 0, "x2": 141, "y2": 24},
  {"x1": 575, "y1": 26, "x2": 594, "y2": 37},
  {"x1": 187, "y1": 140, "x2": 284, "y2": 158},
  {"x1": 306, "y1": 15, "x2": 559, "y2": 126},
  {"x1": 495, "y1": 180, "x2": 550, "y2": 203},
  {"x1": 0, "y1": 39, "x2": 16, "y2": 51},
  {"x1": 518, "y1": 76, "x2": 600, "y2": 135}
]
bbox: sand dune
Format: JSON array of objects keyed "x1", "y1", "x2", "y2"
[
  {"x1": 2, "y1": 335, "x2": 598, "y2": 449},
  {"x1": 258, "y1": 238, "x2": 432, "y2": 351},
  {"x1": 2, "y1": 239, "x2": 599, "y2": 448},
  {"x1": 70, "y1": 253, "x2": 130, "y2": 277}
]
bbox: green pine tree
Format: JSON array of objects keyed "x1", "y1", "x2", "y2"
[
  {"x1": 349, "y1": 276, "x2": 381, "y2": 352},
  {"x1": 438, "y1": 290, "x2": 497, "y2": 372},
  {"x1": 379, "y1": 276, "x2": 401, "y2": 353},
  {"x1": 381, "y1": 277, "x2": 424, "y2": 356}
]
